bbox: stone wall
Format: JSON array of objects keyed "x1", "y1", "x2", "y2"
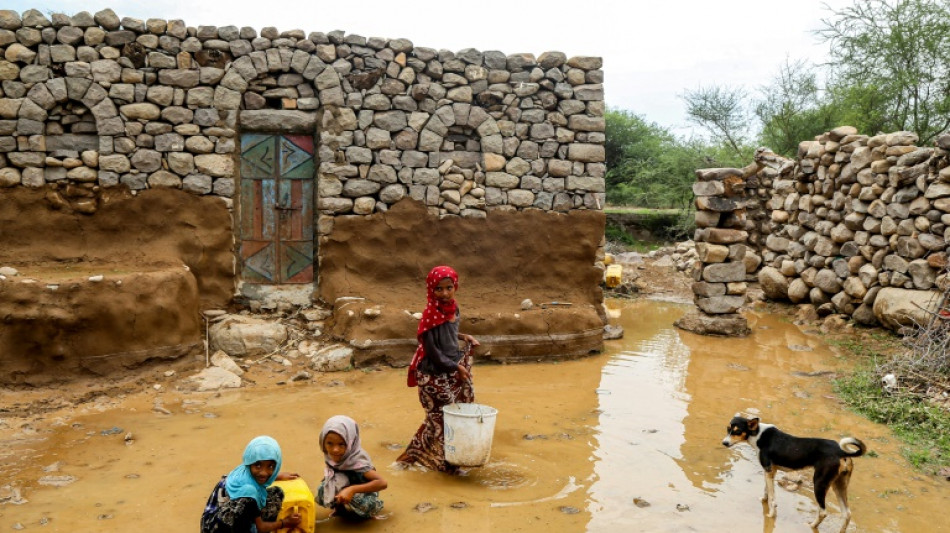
[
  {"x1": 691, "y1": 127, "x2": 950, "y2": 330},
  {"x1": 0, "y1": 8, "x2": 605, "y2": 222},
  {"x1": 674, "y1": 167, "x2": 757, "y2": 336}
]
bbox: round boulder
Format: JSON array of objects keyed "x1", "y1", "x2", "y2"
[{"x1": 758, "y1": 266, "x2": 789, "y2": 300}]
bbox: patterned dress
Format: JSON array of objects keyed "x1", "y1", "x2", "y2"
[
  {"x1": 200, "y1": 477, "x2": 284, "y2": 533},
  {"x1": 397, "y1": 351, "x2": 474, "y2": 473},
  {"x1": 316, "y1": 470, "x2": 384, "y2": 520}
]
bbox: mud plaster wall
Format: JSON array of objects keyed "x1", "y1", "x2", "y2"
[
  {"x1": 0, "y1": 188, "x2": 233, "y2": 305},
  {"x1": 321, "y1": 199, "x2": 606, "y2": 365},
  {"x1": 0, "y1": 187, "x2": 233, "y2": 384},
  {"x1": 0, "y1": 269, "x2": 200, "y2": 385}
]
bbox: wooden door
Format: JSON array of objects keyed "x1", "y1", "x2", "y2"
[{"x1": 239, "y1": 134, "x2": 314, "y2": 284}]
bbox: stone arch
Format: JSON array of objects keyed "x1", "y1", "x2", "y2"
[
  {"x1": 222, "y1": 50, "x2": 338, "y2": 294},
  {"x1": 13, "y1": 77, "x2": 117, "y2": 138},
  {"x1": 31, "y1": 77, "x2": 127, "y2": 138},
  {"x1": 420, "y1": 102, "x2": 500, "y2": 169},
  {"x1": 6, "y1": 77, "x2": 114, "y2": 188},
  {"x1": 221, "y1": 50, "x2": 344, "y2": 112}
]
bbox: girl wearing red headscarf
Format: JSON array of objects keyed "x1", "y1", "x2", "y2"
[{"x1": 396, "y1": 265, "x2": 480, "y2": 473}]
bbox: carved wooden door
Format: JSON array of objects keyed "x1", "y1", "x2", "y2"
[{"x1": 239, "y1": 134, "x2": 314, "y2": 284}]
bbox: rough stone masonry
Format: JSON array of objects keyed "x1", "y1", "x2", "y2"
[
  {"x1": 682, "y1": 127, "x2": 950, "y2": 335},
  {"x1": 0, "y1": 8, "x2": 605, "y2": 216}
]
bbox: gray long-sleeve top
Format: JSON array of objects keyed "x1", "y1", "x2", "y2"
[{"x1": 417, "y1": 314, "x2": 462, "y2": 375}]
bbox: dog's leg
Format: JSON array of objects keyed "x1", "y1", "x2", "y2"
[
  {"x1": 764, "y1": 469, "x2": 777, "y2": 517},
  {"x1": 833, "y1": 459, "x2": 853, "y2": 533},
  {"x1": 810, "y1": 464, "x2": 835, "y2": 530}
]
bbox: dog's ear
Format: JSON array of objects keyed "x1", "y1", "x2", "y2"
[{"x1": 748, "y1": 418, "x2": 759, "y2": 431}]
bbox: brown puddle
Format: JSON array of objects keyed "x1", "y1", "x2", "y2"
[{"x1": 1, "y1": 299, "x2": 948, "y2": 532}]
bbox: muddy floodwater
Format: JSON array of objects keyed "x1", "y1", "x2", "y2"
[{"x1": 2, "y1": 299, "x2": 948, "y2": 532}]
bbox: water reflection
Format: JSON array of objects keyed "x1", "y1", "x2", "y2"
[{"x1": 589, "y1": 300, "x2": 948, "y2": 533}]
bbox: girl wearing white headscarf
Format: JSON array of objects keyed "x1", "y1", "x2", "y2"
[{"x1": 317, "y1": 415, "x2": 387, "y2": 520}]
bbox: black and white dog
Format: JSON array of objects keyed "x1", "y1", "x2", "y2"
[{"x1": 722, "y1": 414, "x2": 866, "y2": 533}]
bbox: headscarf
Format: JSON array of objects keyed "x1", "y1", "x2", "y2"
[
  {"x1": 224, "y1": 435, "x2": 282, "y2": 509},
  {"x1": 407, "y1": 265, "x2": 459, "y2": 386},
  {"x1": 319, "y1": 415, "x2": 374, "y2": 507}
]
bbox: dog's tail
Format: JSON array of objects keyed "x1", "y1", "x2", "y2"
[{"x1": 838, "y1": 437, "x2": 866, "y2": 457}]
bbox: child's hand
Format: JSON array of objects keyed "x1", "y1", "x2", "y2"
[
  {"x1": 276, "y1": 472, "x2": 299, "y2": 481},
  {"x1": 283, "y1": 513, "x2": 302, "y2": 528},
  {"x1": 462, "y1": 334, "x2": 480, "y2": 347},
  {"x1": 334, "y1": 486, "x2": 356, "y2": 505},
  {"x1": 456, "y1": 363, "x2": 471, "y2": 381}
]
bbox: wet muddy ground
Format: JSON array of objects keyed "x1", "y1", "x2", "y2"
[{"x1": 1, "y1": 298, "x2": 947, "y2": 532}]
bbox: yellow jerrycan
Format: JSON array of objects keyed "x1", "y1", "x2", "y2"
[
  {"x1": 605, "y1": 264, "x2": 623, "y2": 288},
  {"x1": 272, "y1": 478, "x2": 316, "y2": 533}
]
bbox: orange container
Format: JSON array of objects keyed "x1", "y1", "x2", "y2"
[{"x1": 272, "y1": 478, "x2": 316, "y2": 533}]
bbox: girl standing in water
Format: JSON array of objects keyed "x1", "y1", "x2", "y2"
[
  {"x1": 200, "y1": 435, "x2": 302, "y2": 533},
  {"x1": 396, "y1": 265, "x2": 480, "y2": 473}
]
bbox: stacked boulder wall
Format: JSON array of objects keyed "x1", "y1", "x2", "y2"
[
  {"x1": 0, "y1": 188, "x2": 234, "y2": 384},
  {"x1": 320, "y1": 199, "x2": 606, "y2": 365}
]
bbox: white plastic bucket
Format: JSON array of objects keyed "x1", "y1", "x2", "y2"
[{"x1": 442, "y1": 403, "x2": 498, "y2": 466}]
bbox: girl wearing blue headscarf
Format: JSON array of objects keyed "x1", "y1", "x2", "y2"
[{"x1": 200, "y1": 436, "x2": 302, "y2": 533}]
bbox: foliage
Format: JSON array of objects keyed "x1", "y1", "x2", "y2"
[
  {"x1": 681, "y1": 85, "x2": 755, "y2": 160},
  {"x1": 604, "y1": 109, "x2": 674, "y2": 190},
  {"x1": 825, "y1": 82, "x2": 892, "y2": 139},
  {"x1": 604, "y1": 109, "x2": 690, "y2": 208},
  {"x1": 817, "y1": 0, "x2": 950, "y2": 143},
  {"x1": 755, "y1": 59, "x2": 841, "y2": 157},
  {"x1": 605, "y1": 224, "x2": 656, "y2": 252},
  {"x1": 605, "y1": 109, "x2": 751, "y2": 210},
  {"x1": 604, "y1": 108, "x2": 662, "y2": 179}
]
